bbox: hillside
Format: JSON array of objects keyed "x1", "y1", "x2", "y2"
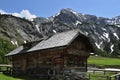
[
  {"x1": 0, "y1": 14, "x2": 41, "y2": 63},
  {"x1": 0, "y1": 14, "x2": 41, "y2": 45},
  {"x1": 0, "y1": 8, "x2": 120, "y2": 63}
]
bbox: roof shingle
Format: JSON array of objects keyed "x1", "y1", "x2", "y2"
[{"x1": 6, "y1": 29, "x2": 84, "y2": 56}]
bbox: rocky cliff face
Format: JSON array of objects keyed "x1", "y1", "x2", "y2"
[
  {"x1": 0, "y1": 14, "x2": 41, "y2": 46},
  {"x1": 34, "y1": 9, "x2": 120, "y2": 56},
  {"x1": 1, "y1": 9, "x2": 120, "y2": 56}
]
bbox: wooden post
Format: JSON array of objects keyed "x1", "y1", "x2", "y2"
[
  {"x1": 106, "y1": 76, "x2": 109, "y2": 80},
  {"x1": 118, "y1": 75, "x2": 120, "y2": 80},
  {"x1": 114, "y1": 76, "x2": 117, "y2": 80},
  {"x1": 85, "y1": 58, "x2": 87, "y2": 71},
  {"x1": 104, "y1": 71, "x2": 106, "y2": 75}
]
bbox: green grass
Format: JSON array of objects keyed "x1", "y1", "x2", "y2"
[
  {"x1": 0, "y1": 73, "x2": 49, "y2": 80},
  {"x1": 87, "y1": 72, "x2": 114, "y2": 80},
  {"x1": 88, "y1": 56, "x2": 120, "y2": 68},
  {"x1": 0, "y1": 74, "x2": 21, "y2": 80},
  {"x1": 87, "y1": 56, "x2": 120, "y2": 79}
]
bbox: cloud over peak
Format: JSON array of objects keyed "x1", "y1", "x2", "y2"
[{"x1": 0, "y1": 9, "x2": 36, "y2": 21}]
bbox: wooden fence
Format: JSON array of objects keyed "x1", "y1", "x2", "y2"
[
  {"x1": 109, "y1": 73, "x2": 120, "y2": 80},
  {"x1": 0, "y1": 64, "x2": 12, "y2": 74}
]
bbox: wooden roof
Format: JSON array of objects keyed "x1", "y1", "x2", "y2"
[{"x1": 6, "y1": 29, "x2": 93, "y2": 56}]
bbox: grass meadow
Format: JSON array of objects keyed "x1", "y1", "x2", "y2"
[
  {"x1": 0, "y1": 74, "x2": 21, "y2": 80},
  {"x1": 88, "y1": 56, "x2": 120, "y2": 68}
]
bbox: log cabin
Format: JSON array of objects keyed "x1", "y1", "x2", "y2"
[{"x1": 6, "y1": 29, "x2": 94, "y2": 76}]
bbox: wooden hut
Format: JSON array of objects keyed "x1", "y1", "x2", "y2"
[{"x1": 6, "y1": 29, "x2": 94, "y2": 76}]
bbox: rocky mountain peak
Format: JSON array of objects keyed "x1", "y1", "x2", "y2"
[
  {"x1": 0, "y1": 8, "x2": 120, "y2": 57},
  {"x1": 33, "y1": 8, "x2": 120, "y2": 57}
]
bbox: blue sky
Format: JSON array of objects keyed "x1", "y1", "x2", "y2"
[{"x1": 0, "y1": 0, "x2": 120, "y2": 18}]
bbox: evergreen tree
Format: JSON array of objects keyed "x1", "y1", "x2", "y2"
[
  {"x1": 112, "y1": 41, "x2": 120, "y2": 57},
  {"x1": 0, "y1": 38, "x2": 16, "y2": 64}
]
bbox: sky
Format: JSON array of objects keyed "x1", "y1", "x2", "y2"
[{"x1": 0, "y1": 0, "x2": 120, "y2": 19}]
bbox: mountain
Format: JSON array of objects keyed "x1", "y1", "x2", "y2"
[
  {"x1": 34, "y1": 8, "x2": 120, "y2": 57},
  {"x1": 0, "y1": 14, "x2": 41, "y2": 45},
  {"x1": 0, "y1": 8, "x2": 120, "y2": 61}
]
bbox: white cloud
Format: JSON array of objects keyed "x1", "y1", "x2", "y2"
[
  {"x1": 0, "y1": 9, "x2": 7, "y2": 14},
  {"x1": 0, "y1": 9, "x2": 37, "y2": 21}
]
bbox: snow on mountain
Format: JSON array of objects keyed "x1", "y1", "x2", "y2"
[
  {"x1": 67, "y1": 8, "x2": 80, "y2": 16},
  {"x1": 101, "y1": 28, "x2": 107, "y2": 31},
  {"x1": 53, "y1": 30, "x2": 57, "y2": 33},
  {"x1": 1, "y1": 8, "x2": 120, "y2": 56},
  {"x1": 35, "y1": 24, "x2": 40, "y2": 33},
  {"x1": 95, "y1": 41, "x2": 103, "y2": 49},
  {"x1": 103, "y1": 32, "x2": 110, "y2": 42},
  {"x1": 11, "y1": 40, "x2": 18, "y2": 47},
  {"x1": 33, "y1": 8, "x2": 120, "y2": 55},
  {"x1": 113, "y1": 33, "x2": 119, "y2": 40},
  {"x1": 75, "y1": 20, "x2": 82, "y2": 26},
  {"x1": 110, "y1": 44, "x2": 114, "y2": 53}
]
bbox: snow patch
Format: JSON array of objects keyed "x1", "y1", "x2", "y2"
[
  {"x1": 95, "y1": 41, "x2": 103, "y2": 49},
  {"x1": 70, "y1": 9, "x2": 77, "y2": 15},
  {"x1": 85, "y1": 32, "x2": 88, "y2": 35},
  {"x1": 101, "y1": 36, "x2": 106, "y2": 40},
  {"x1": 24, "y1": 40, "x2": 27, "y2": 44},
  {"x1": 106, "y1": 20, "x2": 111, "y2": 23},
  {"x1": 92, "y1": 25, "x2": 96, "y2": 28},
  {"x1": 14, "y1": 41, "x2": 18, "y2": 47},
  {"x1": 101, "y1": 28, "x2": 106, "y2": 31},
  {"x1": 67, "y1": 9, "x2": 79, "y2": 16},
  {"x1": 11, "y1": 40, "x2": 18, "y2": 47},
  {"x1": 106, "y1": 20, "x2": 114, "y2": 24},
  {"x1": 11, "y1": 41, "x2": 15, "y2": 45},
  {"x1": 110, "y1": 44, "x2": 114, "y2": 53},
  {"x1": 103, "y1": 32, "x2": 109, "y2": 38},
  {"x1": 55, "y1": 13, "x2": 60, "y2": 16},
  {"x1": 75, "y1": 20, "x2": 82, "y2": 26},
  {"x1": 53, "y1": 30, "x2": 57, "y2": 33},
  {"x1": 35, "y1": 25, "x2": 40, "y2": 33},
  {"x1": 103, "y1": 32, "x2": 110, "y2": 42},
  {"x1": 116, "y1": 24, "x2": 120, "y2": 28},
  {"x1": 113, "y1": 33, "x2": 119, "y2": 40}
]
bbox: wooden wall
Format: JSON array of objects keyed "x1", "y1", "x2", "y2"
[
  {"x1": 12, "y1": 35, "x2": 91, "y2": 74},
  {"x1": 12, "y1": 55, "x2": 27, "y2": 74}
]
